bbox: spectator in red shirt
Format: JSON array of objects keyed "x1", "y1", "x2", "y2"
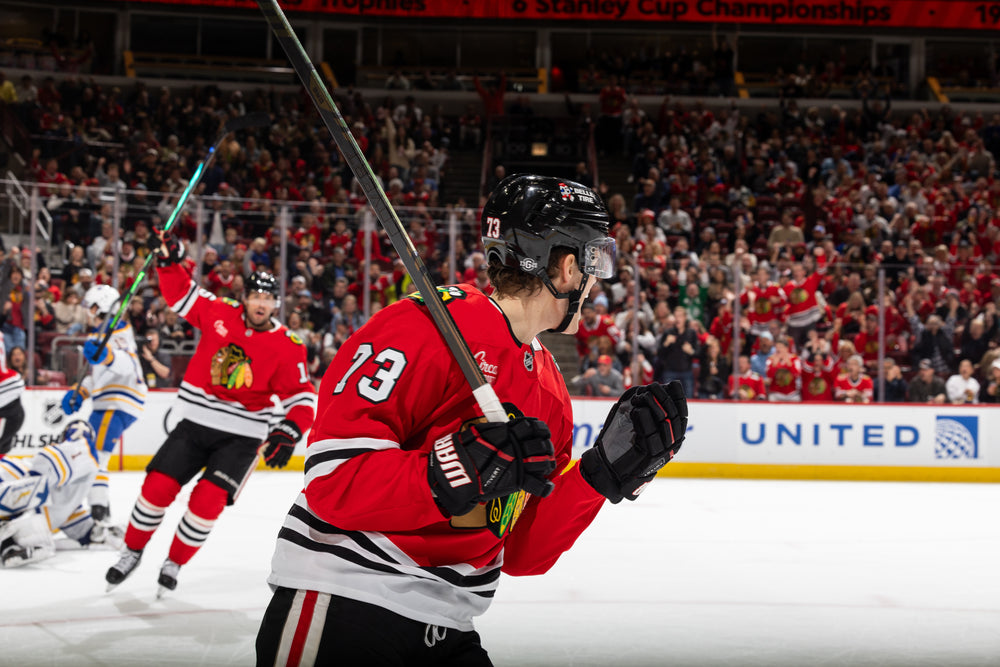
[
  {"x1": 574, "y1": 301, "x2": 622, "y2": 362},
  {"x1": 597, "y1": 74, "x2": 627, "y2": 156},
  {"x1": 801, "y1": 334, "x2": 839, "y2": 402},
  {"x1": 766, "y1": 336, "x2": 803, "y2": 401},
  {"x1": 834, "y1": 354, "x2": 873, "y2": 403},
  {"x1": 729, "y1": 354, "x2": 766, "y2": 401},
  {"x1": 742, "y1": 266, "x2": 787, "y2": 338}
]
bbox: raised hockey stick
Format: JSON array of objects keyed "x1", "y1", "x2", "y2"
[
  {"x1": 69, "y1": 112, "x2": 271, "y2": 395},
  {"x1": 256, "y1": 0, "x2": 507, "y2": 423}
]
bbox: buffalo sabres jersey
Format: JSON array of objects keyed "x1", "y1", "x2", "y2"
[
  {"x1": 81, "y1": 321, "x2": 147, "y2": 418},
  {"x1": 267, "y1": 285, "x2": 607, "y2": 631}
]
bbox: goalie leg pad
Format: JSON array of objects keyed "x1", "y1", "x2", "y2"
[
  {"x1": 124, "y1": 471, "x2": 182, "y2": 552},
  {"x1": 0, "y1": 475, "x2": 49, "y2": 518},
  {"x1": 1, "y1": 511, "x2": 55, "y2": 567},
  {"x1": 168, "y1": 478, "x2": 227, "y2": 566}
]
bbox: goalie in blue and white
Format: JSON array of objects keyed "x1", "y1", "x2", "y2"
[
  {"x1": 61, "y1": 285, "x2": 147, "y2": 523},
  {"x1": 0, "y1": 420, "x2": 124, "y2": 568}
]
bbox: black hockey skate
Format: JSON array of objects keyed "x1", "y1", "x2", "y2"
[
  {"x1": 157, "y1": 559, "x2": 180, "y2": 599},
  {"x1": 105, "y1": 548, "x2": 143, "y2": 591}
]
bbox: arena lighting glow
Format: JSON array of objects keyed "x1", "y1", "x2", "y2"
[{"x1": 118, "y1": 0, "x2": 998, "y2": 30}]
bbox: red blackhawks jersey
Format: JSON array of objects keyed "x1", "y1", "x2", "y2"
[
  {"x1": 766, "y1": 355, "x2": 802, "y2": 399},
  {"x1": 268, "y1": 285, "x2": 606, "y2": 631},
  {"x1": 729, "y1": 370, "x2": 766, "y2": 400},
  {"x1": 801, "y1": 355, "x2": 838, "y2": 402},
  {"x1": 574, "y1": 315, "x2": 622, "y2": 357},
  {"x1": 157, "y1": 264, "x2": 316, "y2": 441},
  {"x1": 834, "y1": 373, "x2": 874, "y2": 403},
  {"x1": 741, "y1": 281, "x2": 787, "y2": 334},
  {"x1": 783, "y1": 265, "x2": 826, "y2": 328}
]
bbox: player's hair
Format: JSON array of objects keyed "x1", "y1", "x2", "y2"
[{"x1": 488, "y1": 247, "x2": 574, "y2": 299}]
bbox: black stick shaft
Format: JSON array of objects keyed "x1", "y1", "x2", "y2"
[{"x1": 258, "y1": 0, "x2": 505, "y2": 421}]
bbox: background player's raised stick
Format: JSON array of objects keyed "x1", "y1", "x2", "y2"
[
  {"x1": 66, "y1": 112, "x2": 271, "y2": 397},
  {"x1": 256, "y1": 0, "x2": 506, "y2": 423}
]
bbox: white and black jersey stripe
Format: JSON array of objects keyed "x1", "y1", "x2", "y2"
[
  {"x1": 176, "y1": 382, "x2": 273, "y2": 439},
  {"x1": 303, "y1": 437, "x2": 396, "y2": 486},
  {"x1": 0, "y1": 375, "x2": 24, "y2": 410},
  {"x1": 168, "y1": 281, "x2": 204, "y2": 318},
  {"x1": 281, "y1": 390, "x2": 317, "y2": 414},
  {"x1": 268, "y1": 494, "x2": 501, "y2": 633}
]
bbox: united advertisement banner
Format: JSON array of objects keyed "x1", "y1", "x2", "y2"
[{"x1": 11, "y1": 389, "x2": 1000, "y2": 481}]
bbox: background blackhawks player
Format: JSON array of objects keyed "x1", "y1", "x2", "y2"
[
  {"x1": 0, "y1": 331, "x2": 25, "y2": 456},
  {"x1": 105, "y1": 233, "x2": 316, "y2": 596},
  {"x1": 0, "y1": 420, "x2": 123, "y2": 568},
  {"x1": 255, "y1": 175, "x2": 688, "y2": 666},
  {"x1": 61, "y1": 284, "x2": 148, "y2": 524}
]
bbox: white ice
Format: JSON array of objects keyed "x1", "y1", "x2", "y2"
[{"x1": 3, "y1": 473, "x2": 1000, "y2": 666}]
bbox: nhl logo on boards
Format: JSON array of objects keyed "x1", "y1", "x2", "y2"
[
  {"x1": 42, "y1": 401, "x2": 65, "y2": 427},
  {"x1": 523, "y1": 350, "x2": 534, "y2": 372}
]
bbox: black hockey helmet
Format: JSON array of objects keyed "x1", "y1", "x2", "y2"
[
  {"x1": 481, "y1": 174, "x2": 615, "y2": 282},
  {"x1": 246, "y1": 270, "x2": 280, "y2": 298},
  {"x1": 481, "y1": 174, "x2": 615, "y2": 332}
]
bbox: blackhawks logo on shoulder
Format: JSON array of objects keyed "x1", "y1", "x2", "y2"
[
  {"x1": 286, "y1": 330, "x2": 303, "y2": 345},
  {"x1": 408, "y1": 285, "x2": 467, "y2": 305},
  {"x1": 210, "y1": 343, "x2": 254, "y2": 389}
]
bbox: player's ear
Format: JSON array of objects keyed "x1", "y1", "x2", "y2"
[{"x1": 553, "y1": 252, "x2": 579, "y2": 291}]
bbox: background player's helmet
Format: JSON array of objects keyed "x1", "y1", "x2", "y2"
[
  {"x1": 83, "y1": 285, "x2": 120, "y2": 317},
  {"x1": 246, "y1": 270, "x2": 279, "y2": 298},
  {"x1": 481, "y1": 174, "x2": 615, "y2": 283}
]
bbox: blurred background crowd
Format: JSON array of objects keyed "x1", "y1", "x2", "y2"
[{"x1": 2, "y1": 10, "x2": 1000, "y2": 405}]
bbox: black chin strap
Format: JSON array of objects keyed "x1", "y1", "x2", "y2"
[{"x1": 542, "y1": 273, "x2": 590, "y2": 334}]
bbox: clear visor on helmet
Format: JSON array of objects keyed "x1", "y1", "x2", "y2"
[{"x1": 581, "y1": 237, "x2": 617, "y2": 279}]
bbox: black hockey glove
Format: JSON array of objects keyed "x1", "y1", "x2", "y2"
[
  {"x1": 261, "y1": 419, "x2": 301, "y2": 469},
  {"x1": 428, "y1": 415, "x2": 556, "y2": 518},
  {"x1": 148, "y1": 229, "x2": 185, "y2": 267},
  {"x1": 580, "y1": 381, "x2": 688, "y2": 504}
]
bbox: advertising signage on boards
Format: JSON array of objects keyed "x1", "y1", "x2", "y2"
[{"x1": 119, "y1": 0, "x2": 1000, "y2": 30}]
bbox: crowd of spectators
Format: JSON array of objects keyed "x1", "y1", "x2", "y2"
[
  {"x1": 574, "y1": 91, "x2": 1000, "y2": 404},
  {"x1": 6, "y1": 72, "x2": 1000, "y2": 405},
  {"x1": 4, "y1": 75, "x2": 474, "y2": 387}
]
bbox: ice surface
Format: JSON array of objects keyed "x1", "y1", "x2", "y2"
[{"x1": 3, "y1": 473, "x2": 1000, "y2": 666}]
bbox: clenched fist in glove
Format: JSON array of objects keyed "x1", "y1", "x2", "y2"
[
  {"x1": 428, "y1": 415, "x2": 557, "y2": 517},
  {"x1": 261, "y1": 419, "x2": 302, "y2": 469},
  {"x1": 147, "y1": 229, "x2": 185, "y2": 267},
  {"x1": 581, "y1": 381, "x2": 688, "y2": 503}
]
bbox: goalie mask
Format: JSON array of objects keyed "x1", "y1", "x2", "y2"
[
  {"x1": 481, "y1": 174, "x2": 615, "y2": 332},
  {"x1": 62, "y1": 419, "x2": 97, "y2": 459}
]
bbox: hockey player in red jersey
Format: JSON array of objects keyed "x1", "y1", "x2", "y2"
[
  {"x1": 105, "y1": 236, "x2": 316, "y2": 596},
  {"x1": 255, "y1": 175, "x2": 688, "y2": 666}
]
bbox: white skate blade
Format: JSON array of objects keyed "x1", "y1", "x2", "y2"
[{"x1": 156, "y1": 585, "x2": 170, "y2": 600}]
